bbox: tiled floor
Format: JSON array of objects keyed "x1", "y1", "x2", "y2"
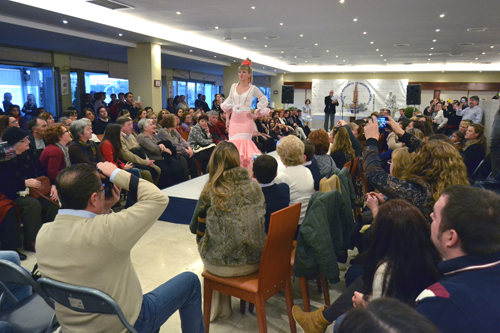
[{"x1": 21, "y1": 221, "x2": 354, "y2": 333}]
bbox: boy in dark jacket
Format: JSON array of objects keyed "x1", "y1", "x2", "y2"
[
  {"x1": 253, "y1": 155, "x2": 290, "y2": 233},
  {"x1": 303, "y1": 140, "x2": 321, "y2": 191}
]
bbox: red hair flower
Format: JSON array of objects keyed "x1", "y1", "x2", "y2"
[{"x1": 241, "y1": 58, "x2": 252, "y2": 66}]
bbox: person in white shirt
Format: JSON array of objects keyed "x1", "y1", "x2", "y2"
[
  {"x1": 274, "y1": 135, "x2": 314, "y2": 225},
  {"x1": 456, "y1": 96, "x2": 482, "y2": 124}
]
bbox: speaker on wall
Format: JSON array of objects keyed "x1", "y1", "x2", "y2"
[
  {"x1": 406, "y1": 84, "x2": 421, "y2": 105},
  {"x1": 282, "y1": 85, "x2": 294, "y2": 104}
]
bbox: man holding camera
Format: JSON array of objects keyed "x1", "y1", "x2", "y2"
[
  {"x1": 36, "y1": 162, "x2": 204, "y2": 333},
  {"x1": 456, "y1": 95, "x2": 482, "y2": 124}
]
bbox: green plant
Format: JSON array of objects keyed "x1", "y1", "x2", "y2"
[{"x1": 405, "y1": 106, "x2": 418, "y2": 118}]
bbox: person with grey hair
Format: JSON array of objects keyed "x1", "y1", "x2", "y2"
[
  {"x1": 68, "y1": 119, "x2": 104, "y2": 166},
  {"x1": 136, "y1": 118, "x2": 187, "y2": 188},
  {"x1": 57, "y1": 116, "x2": 73, "y2": 131},
  {"x1": 207, "y1": 110, "x2": 227, "y2": 144},
  {"x1": 80, "y1": 117, "x2": 100, "y2": 142},
  {"x1": 456, "y1": 95, "x2": 483, "y2": 124}
]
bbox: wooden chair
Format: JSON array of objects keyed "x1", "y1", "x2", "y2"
[
  {"x1": 344, "y1": 157, "x2": 359, "y2": 181},
  {"x1": 180, "y1": 131, "x2": 190, "y2": 142},
  {"x1": 290, "y1": 242, "x2": 330, "y2": 312},
  {"x1": 202, "y1": 203, "x2": 301, "y2": 333},
  {"x1": 96, "y1": 134, "x2": 104, "y2": 142}
]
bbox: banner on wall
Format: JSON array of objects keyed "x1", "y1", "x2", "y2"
[{"x1": 311, "y1": 79, "x2": 409, "y2": 118}]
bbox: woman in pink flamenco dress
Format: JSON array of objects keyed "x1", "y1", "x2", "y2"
[{"x1": 221, "y1": 58, "x2": 270, "y2": 169}]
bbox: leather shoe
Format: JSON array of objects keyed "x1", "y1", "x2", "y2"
[
  {"x1": 16, "y1": 250, "x2": 27, "y2": 261},
  {"x1": 23, "y1": 241, "x2": 36, "y2": 253}
]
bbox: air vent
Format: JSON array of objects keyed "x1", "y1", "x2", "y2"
[
  {"x1": 403, "y1": 63, "x2": 413, "y2": 65},
  {"x1": 467, "y1": 28, "x2": 487, "y2": 32},
  {"x1": 394, "y1": 44, "x2": 410, "y2": 47},
  {"x1": 265, "y1": 36, "x2": 279, "y2": 40},
  {"x1": 482, "y1": 62, "x2": 492, "y2": 64},
  {"x1": 279, "y1": 56, "x2": 286, "y2": 59},
  {"x1": 294, "y1": 47, "x2": 307, "y2": 50},
  {"x1": 289, "y1": 63, "x2": 298, "y2": 66},
  {"x1": 88, "y1": 27, "x2": 103, "y2": 33},
  {"x1": 449, "y1": 53, "x2": 463, "y2": 57},
  {"x1": 223, "y1": 37, "x2": 232, "y2": 41},
  {"x1": 312, "y1": 56, "x2": 320, "y2": 59},
  {"x1": 87, "y1": 0, "x2": 134, "y2": 10},
  {"x1": 457, "y1": 43, "x2": 475, "y2": 46}
]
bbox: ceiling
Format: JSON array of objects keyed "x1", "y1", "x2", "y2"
[{"x1": 2, "y1": 0, "x2": 500, "y2": 75}]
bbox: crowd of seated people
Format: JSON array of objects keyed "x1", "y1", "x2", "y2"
[{"x1": 2, "y1": 90, "x2": 500, "y2": 333}]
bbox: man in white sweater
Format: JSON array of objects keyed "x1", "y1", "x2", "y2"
[{"x1": 36, "y1": 162, "x2": 204, "y2": 333}]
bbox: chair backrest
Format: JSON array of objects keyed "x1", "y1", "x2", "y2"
[
  {"x1": 36, "y1": 278, "x2": 138, "y2": 333},
  {"x1": 0, "y1": 259, "x2": 36, "y2": 288},
  {"x1": 180, "y1": 131, "x2": 190, "y2": 141},
  {"x1": 257, "y1": 203, "x2": 301, "y2": 295}
]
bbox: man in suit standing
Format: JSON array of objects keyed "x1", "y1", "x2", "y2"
[{"x1": 324, "y1": 90, "x2": 339, "y2": 132}]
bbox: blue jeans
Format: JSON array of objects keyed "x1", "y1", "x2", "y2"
[
  {"x1": 0, "y1": 322, "x2": 15, "y2": 333},
  {"x1": 333, "y1": 313, "x2": 346, "y2": 333},
  {"x1": 0, "y1": 251, "x2": 32, "y2": 310},
  {"x1": 133, "y1": 271, "x2": 204, "y2": 333}
]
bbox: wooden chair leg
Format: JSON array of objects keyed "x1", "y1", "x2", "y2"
[
  {"x1": 254, "y1": 294, "x2": 268, "y2": 333},
  {"x1": 316, "y1": 275, "x2": 322, "y2": 294},
  {"x1": 285, "y1": 276, "x2": 297, "y2": 333},
  {"x1": 240, "y1": 300, "x2": 246, "y2": 314},
  {"x1": 249, "y1": 302, "x2": 254, "y2": 313},
  {"x1": 320, "y1": 271, "x2": 331, "y2": 306},
  {"x1": 203, "y1": 279, "x2": 213, "y2": 333},
  {"x1": 300, "y1": 276, "x2": 311, "y2": 312}
]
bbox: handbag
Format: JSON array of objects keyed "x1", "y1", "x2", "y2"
[{"x1": 29, "y1": 176, "x2": 51, "y2": 199}]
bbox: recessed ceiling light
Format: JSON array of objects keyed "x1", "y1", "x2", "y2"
[
  {"x1": 305, "y1": 61, "x2": 308, "y2": 63},
  {"x1": 243, "y1": 37, "x2": 247, "y2": 39},
  {"x1": 430, "y1": 47, "x2": 434, "y2": 50},
  {"x1": 428, "y1": 58, "x2": 431, "y2": 60},
  {"x1": 233, "y1": 60, "x2": 236, "y2": 62},
  {"x1": 376, "y1": 49, "x2": 379, "y2": 51},
  {"x1": 339, "y1": 0, "x2": 344, "y2": 3},
  {"x1": 215, "y1": 26, "x2": 219, "y2": 29},
  {"x1": 214, "y1": 56, "x2": 216, "y2": 58},
  {"x1": 279, "y1": 23, "x2": 283, "y2": 26},
  {"x1": 299, "y1": 34, "x2": 304, "y2": 37},
  {"x1": 251, "y1": 6, "x2": 255, "y2": 9},
  {"x1": 435, "y1": 29, "x2": 440, "y2": 32},
  {"x1": 370, "y1": 41, "x2": 374, "y2": 44},
  {"x1": 363, "y1": 32, "x2": 367, "y2": 34},
  {"x1": 176, "y1": 11, "x2": 181, "y2": 15},
  {"x1": 380, "y1": 54, "x2": 383, "y2": 56},
  {"x1": 429, "y1": 53, "x2": 432, "y2": 55},
  {"x1": 264, "y1": 45, "x2": 267, "y2": 47},
  {"x1": 335, "y1": 55, "x2": 338, "y2": 57},
  {"x1": 326, "y1": 50, "x2": 330, "y2": 52},
  {"x1": 189, "y1": 50, "x2": 193, "y2": 52},
  {"x1": 491, "y1": 46, "x2": 495, "y2": 48},
  {"x1": 294, "y1": 56, "x2": 297, "y2": 58},
  {"x1": 440, "y1": 14, "x2": 445, "y2": 18},
  {"x1": 274, "y1": 70, "x2": 277, "y2": 72},
  {"x1": 118, "y1": 33, "x2": 123, "y2": 37},
  {"x1": 281, "y1": 51, "x2": 284, "y2": 53},
  {"x1": 263, "y1": 67, "x2": 265, "y2": 69},
  {"x1": 62, "y1": 20, "x2": 68, "y2": 24},
  {"x1": 433, "y1": 39, "x2": 437, "y2": 42},
  {"x1": 384, "y1": 59, "x2": 386, "y2": 61},
  {"x1": 353, "y1": 18, "x2": 358, "y2": 22},
  {"x1": 475, "y1": 57, "x2": 479, "y2": 60},
  {"x1": 159, "y1": 43, "x2": 162, "y2": 45},
  {"x1": 315, "y1": 43, "x2": 318, "y2": 46},
  {"x1": 343, "y1": 60, "x2": 345, "y2": 62},
  {"x1": 482, "y1": 52, "x2": 486, "y2": 54}
]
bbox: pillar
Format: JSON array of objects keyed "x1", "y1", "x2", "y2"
[
  {"x1": 271, "y1": 73, "x2": 284, "y2": 109},
  {"x1": 223, "y1": 63, "x2": 240, "y2": 97},
  {"x1": 127, "y1": 43, "x2": 162, "y2": 112},
  {"x1": 52, "y1": 52, "x2": 72, "y2": 113}
]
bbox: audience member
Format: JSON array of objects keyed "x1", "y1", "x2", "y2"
[
  {"x1": 158, "y1": 115, "x2": 198, "y2": 179},
  {"x1": 253, "y1": 154, "x2": 290, "y2": 233},
  {"x1": 133, "y1": 109, "x2": 148, "y2": 134},
  {"x1": 40, "y1": 123, "x2": 71, "y2": 185},
  {"x1": 122, "y1": 92, "x2": 142, "y2": 119},
  {"x1": 68, "y1": 119, "x2": 104, "y2": 166},
  {"x1": 38, "y1": 112, "x2": 54, "y2": 126},
  {"x1": 456, "y1": 95, "x2": 482, "y2": 124},
  {"x1": 338, "y1": 298, "x2": 440, "y2": 333},
  {"x1": 62, "y1": 109, "x2": 78, "y2": 122},
  {"x1": 0, "y1": 127, "x2": 58, "y2": 252},
  {"x1": 329, "y1": 127, "x2": 356, "y2": 168},
  {"x1": 190, "y1": 142, "x2": 266, "y2": 322},
  {"x1": 491, "y1": 106, "x2": 500, "y2": 177},
  {"x1": 462, "y1": 123, "x2": 486, "y2": 176},
  {"x1": 108, "y1": 92, "x2": 126, "y2": 121},
  {"x1": 178, "y1": 95, "x2": 189, "y2": 111},
  {"x1": 362, "y1": 116, "x2": 469, "y2": 222},
  {"x1": 92, "y1": 106, "x2": 111, "y2": 134},
  {"x1": 199, "y1": 95, "x2": 210, "y2": 112},
  {"x1": 26, "y1": 117, "x2": 47, "y2": 159},
  {"x1": 416, "y1": 185, "x2": 500, "y2": 333},
  {"x1": 451, "y1": 130, "x2": 464, "y2": 151},
  {"x1": 275, "y1": 135, "x2": 314, "y2": 224},
  {"x1": 2, "y1": 92, "x2": 13, "y2": 113},
  {"x1": 7, "y1": 105, "x2": 26, "y2": 130},
  {"x1": 207, "y1": 111, "x2": 227, "y2": 144},
  {"x1": 21, "y1": 93, "x2": 37, "y2": 120},
  {"x1": 188, "y1": 114, "x2": 215, "y2": 174},
  {"x1": 308, "y1": 129, "x2": 337, "y2": 178},
  {"x1": 303, "y1": 140, "x2": 321, "y2": 191},
  {"x1": 181, "y1": 112, "x2": 193, "y2": 132},
  {"x1": 36, "y1": 163, "x2": 204, "y2": 332},
  {"x1": 0, "y1": 114, "x2": 19, "y2": 137}
]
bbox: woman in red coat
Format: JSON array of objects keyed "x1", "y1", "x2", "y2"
[{"x1": 40, "y1": 123, "x2": 72, "y2": 185}]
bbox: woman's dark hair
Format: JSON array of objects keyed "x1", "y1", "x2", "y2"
[
  {"x1": 452, "y1": 130, "x2": 464, "y2": 141},
  {"x1": 173, "y1": 95, "x2": 180, "y2": 104},
  {"x1": 198, "y1": 114, "x2": 209, "y2": 122},
  {"x1": 338, "y1": 298, "x2": 440, "y2": 333},
  {"x1": 101, "y1": 124, "x2": 122, "y2": 161},
  {"x1": 160, "y1": 114, "x2": 176, "y2": 129},
  {"x1": 361, "y1": 200, "x2": 441, "y2": 305},
  {"x1": 7, "y1": 105, "x2": 20, "y2": 115},
  {"x1": 411, "y1": 121, "x2": 427, "y2": 136},
  {"x1": 399, "y1": 118, "x2": 411, "y2": 130}
]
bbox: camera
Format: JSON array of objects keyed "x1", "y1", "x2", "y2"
[
  {"x1": 461, "y1": 99, "x2": 466, "y2": 103},
  {"x1": 377, "y1": 116, "x2": 389, "y2": 128},
  {"x1": 0, "y1": 142, "x2": 16, "y2": 162},
  {"x1": 102, "y1": 178, "x2": 114, "y2": 198}
]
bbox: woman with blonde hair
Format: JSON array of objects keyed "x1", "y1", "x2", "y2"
[
  {"x1": 190, "y1": 141, "x2": 266, "y2": 321},
  {"x1": 362, "y1": 116, "x2": 469, "y2": 222},
  {"x1": 389, "y1": 147, "x2": 411, "y2": 178},
  {"x1": 462, "y1": 123, "x2": 487, "y2": 176},
  {"x1": 329, "y1": 126, "x2": 356, "y2": 168}
]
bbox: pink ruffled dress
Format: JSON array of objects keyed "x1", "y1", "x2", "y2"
[{"x1": 221, "y1": 83, "x2": 270, "y2": 170}]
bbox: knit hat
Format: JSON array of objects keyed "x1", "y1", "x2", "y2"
[{"x1": 1, "y1": 127, "x2": 28, "y2": 145}]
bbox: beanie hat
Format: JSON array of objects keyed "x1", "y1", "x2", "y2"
[{"x1": 2, "y1": 127, "x2": 28, "y2": 145}]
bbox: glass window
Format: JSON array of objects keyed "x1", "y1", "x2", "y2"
[
  {"x1": 84, "y1": 72, "x2": 129, "y2": 104},
  {"x1": 205, "y1": 85, "x2": 212, "y2": 107},
  {"x1": 172, "y1": 80, "x2": 177, "y2": 97},
  {"x1": 178, "y1": 81, "x2": 186, "y2": 97},
  {"x1": 187, "y1": 82, "x2": 195, "y2": 107}
]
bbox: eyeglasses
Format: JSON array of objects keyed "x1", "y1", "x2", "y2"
[{"x1": 9, "y1": 119, "x2": 18, "y2": 124}]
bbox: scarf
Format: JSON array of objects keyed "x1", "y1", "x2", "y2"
[
  {"x1": 77, "y1": 139, "x2": 97, "y2": 157},
  {"x1": 56, "y1": 142, "x2": 71, "y2": 167}
]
